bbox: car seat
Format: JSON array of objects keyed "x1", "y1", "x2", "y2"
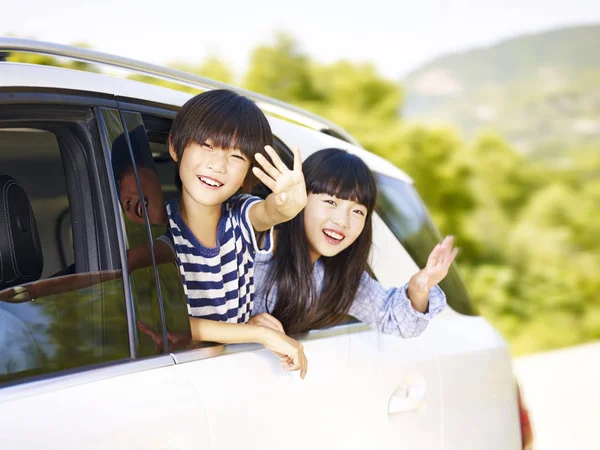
[{"x1": 0, "y1": 173, "x2": 44, "y2": 290}]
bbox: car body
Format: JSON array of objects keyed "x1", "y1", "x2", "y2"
[{"x1": 0, "y1": 38, "x2": 527, "y2": 450}]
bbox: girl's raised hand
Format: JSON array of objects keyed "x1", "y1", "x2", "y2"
[
  {"x1": 413, "y1": 236, "x2": 459, "y2": 293},
  {"x1": 253, "y1": 145, "x2": 307, "y2": 221}
]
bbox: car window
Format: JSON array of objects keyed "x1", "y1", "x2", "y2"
[
  {"x1": 374, "y1": 172, "x2": 477, "y2": 316},
  {"x1": 99, "y1": 108, "x2": 190, "y2": 356},
  {"x1": 132, "y1": 114, "x2": 365, "y2": 337},
  {"x1": 120, "y1": 110, "x2": 192, "y2": 353},
  {"x1": 0, "y1": 124, "x2": 129, "y2": 385}
]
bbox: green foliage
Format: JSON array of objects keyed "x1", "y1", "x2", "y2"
[
  {"x1": 236, "y1": 34, "x2": 600, "y2": 355},
  {"x1": 244, "y1": 34, "x2": 320, "y2": 104}
]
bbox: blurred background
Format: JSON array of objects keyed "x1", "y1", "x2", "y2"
[{"x1": 2, "y1": 1, "x2": 599, "y2": 448}]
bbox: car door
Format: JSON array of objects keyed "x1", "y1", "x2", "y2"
[
  {"x1": 0, "y1": 94, "x2": 210, "y2": 450},
  {"x1": 326, "y1": 212, "x2": 444, "y2": 450},
  {"x1": 373, "y1": 172, "x2": 521, "y2": 450}
]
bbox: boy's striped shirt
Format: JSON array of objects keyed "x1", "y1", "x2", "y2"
[{"x1": 166, "y1": 195, "x2": 272, "y2": 323}]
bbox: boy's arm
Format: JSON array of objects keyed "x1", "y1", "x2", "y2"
[
  {"x1": 188, "y1": 317, "x2": 308, "y2": 378},
  {"x1": 249, "y1": 145, "x2": 307, "y2": 232},
  {"x1": 189, "y1": 317, "x2": 268, "y2": 344}
]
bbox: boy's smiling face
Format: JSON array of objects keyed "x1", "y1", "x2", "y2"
[{"x1": 171, "y1": 139, "x2": 250, "y2": 208}]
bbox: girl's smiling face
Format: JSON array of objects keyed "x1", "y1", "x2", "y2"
[{"x1": 303, "y1": 193, "x2": 368, "y2": 263}]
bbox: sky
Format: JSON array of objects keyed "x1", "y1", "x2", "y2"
[{"x1": 2, "y1": 0, "x2": 600, "y2": 80}]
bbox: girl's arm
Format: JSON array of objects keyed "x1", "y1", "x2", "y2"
[
  {"x1": 188, "y1": 317, "x2": 308, "y2": 379},
  {"x1": 348, "y1": 274, "x2": 447, "y2": 338},
  {"x1": 349, "y1": 236, "x2": 457, "y2": 337}
]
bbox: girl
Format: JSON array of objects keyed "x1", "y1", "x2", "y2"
[{"x1": 250, "y1": 148, "x2": 456, "y2": 336}]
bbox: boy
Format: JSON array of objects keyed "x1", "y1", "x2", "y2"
[{"x1": 166, "y1": 90, "x2": 307, "y2": 377}]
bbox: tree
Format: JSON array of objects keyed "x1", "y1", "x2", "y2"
[{"x1": 243, "y1": 33, "x2": 320, "y2": 104}]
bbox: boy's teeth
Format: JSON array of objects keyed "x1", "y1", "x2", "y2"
[{"x1": 199, "y1": 176, "x2": 221, "y2": 187}]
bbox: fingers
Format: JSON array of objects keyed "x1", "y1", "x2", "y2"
[
  {"x1": 251, "y1": 313, "x2": 285, "y2": 333},
  {"x1": 426, "y1": 243, "x2": 443, "y2": 268},
  {"x1": 439, "y1": 236, "x2": 455, "y2": 266},
  {"x1": 264, "y1": 145, "x2": 290, "y2": 173},
  {"x1": 250, "y1": 313, "x2": 285, "y2": 333},
  {"x1": 282, "y1": 345, "x2": 308, "y2": 379},
  {"x1": 252, "y1": 167, "x2": 276, "y2": 191},
  {"x1": 282, "y1": 353, "x2": 308, "y2": 380},
  {"x1": 263, "y1": 314, "x2": 285, "y2": 334},
  {"x1": 428, "y1": 236, "x2": 455, "y2": 267},
  {"x1": 300, "y1": 353, "x2": 308, "y2": 379},
  {"x1": 441, "y1": 235, "x2": 454, "y2": 252},
  {"x1": 255, "y1": 152, "x2": 281, "y2": 181},
  {"x1": 447, "y1": 246, "x2": 459, "y2": 266},
  {"x1": 264, "y1": 331, "x2": 308, "y2": 379},
  {"x1": 137, "y1": 320, "x2": 151, "y2": 333},
  {"x1": 292, "y1": 145, "x2": 302, "y2": 172}
]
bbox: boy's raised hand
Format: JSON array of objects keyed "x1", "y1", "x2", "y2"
[{"x1": 253, "y1": 145, "x2": 307, "y2": 222}]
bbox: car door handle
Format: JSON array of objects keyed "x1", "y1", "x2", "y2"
[{"x1": 388, "y1": 377, "x2": 427, "y2": 415}]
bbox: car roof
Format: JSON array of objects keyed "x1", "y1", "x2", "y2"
[{"x1": 0, "y1": 62, "x2": 412, "y2": 183}]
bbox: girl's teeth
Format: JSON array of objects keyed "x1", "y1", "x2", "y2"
[{"x1": 324, "y1": 230, "x2": 343, "y2": 240}]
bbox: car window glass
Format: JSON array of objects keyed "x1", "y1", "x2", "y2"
[
  {"x1": 0, "y1": 125, "x2": 129, "y2": 385},
  {"x1": 121, "y1": 111, "x2": 191, "y2": 353},
  {"x1": 100, "y1": 108, "x2": 172, "y2": 356}
]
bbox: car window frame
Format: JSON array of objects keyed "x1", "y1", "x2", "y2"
[
  {"x1": 116, "y1": 101, "x2": 372, "y2": 361},
  {"x1": 0, "y1": 89, "x2": 176, "y2": 394}
]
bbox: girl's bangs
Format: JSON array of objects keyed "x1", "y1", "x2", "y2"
[{"x1": 306, "y1": 151, "x2": 377, "y2": 211}]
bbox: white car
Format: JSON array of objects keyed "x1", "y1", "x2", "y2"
[{"x1": 0, "y1": 37, "x2": 531, "y2": 450}]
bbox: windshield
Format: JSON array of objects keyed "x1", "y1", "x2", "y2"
[{"x1": 374, "y1": 172, "x2": 477, "y2": 316}]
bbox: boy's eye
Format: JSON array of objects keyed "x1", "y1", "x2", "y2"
[
  {"x1": 202, "y1": 142, "x2": 214, "y2": 150},
  {"x1": 231, "y1": 154, "x2": 246, "y2": 161}
]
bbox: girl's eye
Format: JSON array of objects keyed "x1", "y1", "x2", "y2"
[
  {"x1": 354, "y1": 209, "x2": 366, "y2": 216},
  {"x1": 324, "y1": 199, "x2": 336, "y2": 206}
]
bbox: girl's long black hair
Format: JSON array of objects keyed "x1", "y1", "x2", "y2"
[{"x1": 266, "y1": 148, "x2": 378, "y2": 334}]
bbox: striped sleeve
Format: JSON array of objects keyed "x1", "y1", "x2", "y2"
[{"x1": 229, "y1": 194, "x2": 273, "y2": 254}]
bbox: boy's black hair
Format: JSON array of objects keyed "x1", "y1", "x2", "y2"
[
  {"x1": 169, "y1": 89, "x2": 273, "y2": 191},
  {"x1": 111, "y1": 125, "x2": 155, "y2": 191}
]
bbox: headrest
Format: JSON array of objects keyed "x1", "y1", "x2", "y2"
[{"x1": 0, "y1": 174, "x2": 43, "y2": 290}]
